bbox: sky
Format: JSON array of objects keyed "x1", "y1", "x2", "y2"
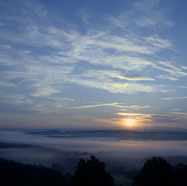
[{"x1": 0, "y1": 0, "x2": 187, "y2": 130}]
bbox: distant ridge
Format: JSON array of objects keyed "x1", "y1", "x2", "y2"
[{"x1": 27, "y1": 130, "x2": 187, "y2": 141}]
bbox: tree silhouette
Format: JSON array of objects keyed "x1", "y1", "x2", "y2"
[
  {"x1": 133, "y1": 156, "x2": 177, "y2": 186},
  {"x1": 70, "y1": 156, "x2": 115, "y2": 186},
  {"x1": 0, "y1": 158, "x2": 67, "y2": 186},
  {"x1": 174, "y1": 163, "x2": 187, "y2": 186}
]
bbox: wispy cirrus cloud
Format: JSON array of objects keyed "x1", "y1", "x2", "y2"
[
  {"x1": 117, "y1": 113, "x2": 147, "y2": 116},
  {"x1": 81, "y1": 70, "x2": 155, "y2": 81},
  {"x1": 0, "y1": 91, "x2": 74, "y2": 115},
  {"x1": 133, "y1": 0, "x2": 160, "y2": 11},
  {"x1": 178, "y1": 86, "x2": 187, "y2": 89},
  {"x1": 107, "y1": 0, "x2": 174, "y2": 31},
  {"x1": 30, "y1": 87, "x2": 59, "y2": 97},
  {"x1": 67, "y1": 76, "x2": 157, "y2": 94},
  {"x1": 70, "y1": 103, "x2": 150, "y2": 110},
  {"x1": 0, "y1": 47, "x2": 158, "y2": 94},
  {"x1": 171, "y1": 109, "x2": 182, "y2": 111},
  {"x1": 0, "y1": 92, "x2": 33, "y2": 105},
  {"x1": 156, "y1": 75, "x2": 178, "y2": 81},
  {"x1": 120, "y1": 105, "x2": 150, "y2": 110},
  {"x1": 70, "y1": 102, "x2": 125, "y2": 109},
  {"x1": 133, "y1": 0, "x2": 174, "y2": 29},
  {"x1": 27, "y1": 101, "x2": 67, "y2": 114},
  {"x1": 153, "y1": 61, "x2": 187, "y2": 78},
  {"x1": 171, "y1": 112, "x2": 187, "y2": 116},
  {"x1": 49, "y1": 97, "x2": 74, "y2": 102},
  {"x1": 0, "y1": 80, "x2": 17, "y2": 87},
  {"x1": 161, "y1": 97, "x2": 187, "y2": 100},
  {"x1": 170, "y1": 112, "x2": 187, "y2": 119}
]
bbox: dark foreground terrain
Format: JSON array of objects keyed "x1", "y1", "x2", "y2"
[{"x1": 1, "y1": 156, "x2": 187, "y2": 186}]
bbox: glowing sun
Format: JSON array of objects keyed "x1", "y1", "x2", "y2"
[{"x1": 125, "y1": 119, "x2": 135, "y2": 127}]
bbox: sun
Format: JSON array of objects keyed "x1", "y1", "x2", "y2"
[{"x1": 125, "y1": 119, "x2": 135, "y2": 127}]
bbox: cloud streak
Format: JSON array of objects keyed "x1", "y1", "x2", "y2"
[
  {"x1": 161, "y1": 97, "x2": 187, "y2": 100},
  {"x1": 70, "y1": 103, "x2": 150, "y2": 110}
]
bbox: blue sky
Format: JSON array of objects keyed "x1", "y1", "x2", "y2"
[{"x1": 0, "y1": 0, "x2": 187, "y2": 130}]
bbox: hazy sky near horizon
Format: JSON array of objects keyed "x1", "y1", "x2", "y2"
[{"x1": 0, "y1": 0, "x2": 187, "y2": 129}]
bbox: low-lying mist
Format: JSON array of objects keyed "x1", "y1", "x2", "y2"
[{"x1": 1, "y1": 129, "x2": 187, "y2": 174}]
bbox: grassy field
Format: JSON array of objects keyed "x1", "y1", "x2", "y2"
[{"x1": 112, "y1": 174, "x2": 133, "y2": 186}]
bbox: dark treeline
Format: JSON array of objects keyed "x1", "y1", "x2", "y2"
[
  {"x1": 1, "y1": 156, "x2": 187, "y2": 186},
  {"x1": 133, "y1": 156, "x2": 187, "y2": 186},
  {"x1": 0, "y1": 158, "x2": 70, "y2": 186}
]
